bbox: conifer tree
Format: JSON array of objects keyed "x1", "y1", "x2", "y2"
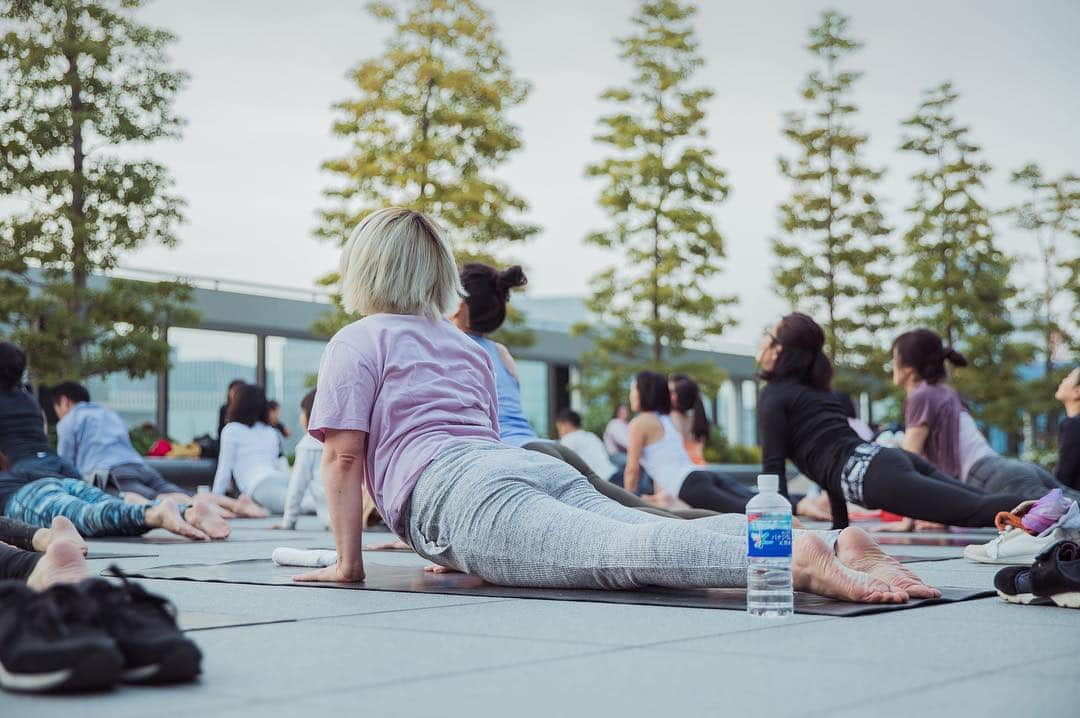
[
  {"x1": 0, "y1": 0, "x2": 194, "y2": 385},
  {"x1": 772, "y1": 10, "x2": 893, "y2": 396},
  {"x1": 899, "y1": 82, "x2": 1032, "y2": 435},
  {"x1": 314, "y1": 0, "x2": 537, "y2": 334},
  {"x1": 575, "y1": 0, "x2": 735, "y2": 410},
  {"x1": 1010, "y1": 164, "x2": 1080, "y2": 446}
]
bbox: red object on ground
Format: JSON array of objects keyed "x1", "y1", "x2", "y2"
[
  {"x1": 880, "y1": 511, "x2": 905, "y2": 523},
  {"x1": 147, "y1": 438, "x2": 171, "y2": 457}
]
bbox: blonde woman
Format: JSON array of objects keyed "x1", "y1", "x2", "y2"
[{"x1": 293, "y1": 207, "x2": 936, "y2": 604}]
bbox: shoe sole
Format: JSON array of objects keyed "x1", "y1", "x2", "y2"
[
  {"x1": 0, "y1": 645, "x2": 122, "y2": 693},
  {"x1": 997, "y1": 590, "x2": 1080, "y2": 608},
  {"x1": 123, "y1": 640, "x2": 202, "y2": 685}
]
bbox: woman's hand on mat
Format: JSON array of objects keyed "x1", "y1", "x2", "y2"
[
  {"x1": 423, "y1": 564, "x2": 459, "y2": 574},
  {"x1": 293, "y1": 561, "x2": 365, "y2": 583},
  {"x1": 871, "y1": 518, "x2": 915, "y2": 532},
  {"x1": 364, "y1": 539, "x2": 411, "y2": 551}
]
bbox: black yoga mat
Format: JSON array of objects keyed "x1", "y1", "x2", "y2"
[
  {"x1": 873, "y1": 534, "x2": 991, "y2": 548},
  {"x1": 110, "y1": 559, "x2": 993, "y2": 617},
  {"x1": 86, "y1": 551, "x2": 160, "y2": 560}
]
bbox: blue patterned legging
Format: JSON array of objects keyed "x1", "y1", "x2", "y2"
[{"x1": 5, "y1": 478, "x2": 151, "y2": 537}]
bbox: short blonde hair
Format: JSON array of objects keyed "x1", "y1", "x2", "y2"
[{"x1": 339, "y1": 208, "x2": 463, "y2": 319}]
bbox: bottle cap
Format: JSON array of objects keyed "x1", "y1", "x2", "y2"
[{"x1": 757, "y1": 474, "x2": 779, "y2": 493}]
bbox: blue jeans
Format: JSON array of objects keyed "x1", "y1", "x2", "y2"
[
  {"x1": 11, "y1": 453, "x2": 81, "y2": 481},
  {"x1": 5, "y1": 478, "x2": 151, "y2": 537}
]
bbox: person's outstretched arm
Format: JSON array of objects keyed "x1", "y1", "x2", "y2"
[
  {"x1": 211, "y1": 425, "x2": 238, "y2": 495},
  {"x1": 294, "y1": 429, "x2": 367, "y2": 583},
  {"x1": 624, "y1": 418, "x2": 648, "y2": 494}
]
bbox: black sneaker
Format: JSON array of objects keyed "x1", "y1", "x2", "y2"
[
  {"x1": 83, "y1": 568, "x2": 202, "y2": 684},
  {"x1": 994, "y1": 540, "x2": 1080, "y2": 608},
  {"x1": 0, "y1": 581, "x2": 123, "y2": 693}
]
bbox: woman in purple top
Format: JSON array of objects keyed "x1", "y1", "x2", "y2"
[
  {"x1": 892, "y1": 329, "x2": 1078, "y2": 513},
  {"x1": 294, "y1": 207, "x2": 938, "y2": 604}
]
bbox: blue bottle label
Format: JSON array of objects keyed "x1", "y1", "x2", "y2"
[{"x1": 747, "y1": 512, "x2": 792, "y2": 558}]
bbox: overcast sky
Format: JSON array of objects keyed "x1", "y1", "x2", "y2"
[{"x1": 125, "y1": 0, "x2": 1080, "y2": 348}]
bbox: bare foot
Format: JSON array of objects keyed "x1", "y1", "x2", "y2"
[
  {"x1": 796, "y1": 495, "x2": 831, "y2": 521},
  {"x1": 31, "y1": 516, "x2": 88, "y2": 556},
  {"x1": 836, "y1": 526, "x2": 941, "y2": 599},
  {"x1": 233, "y1": 494, "x2": 269, "y2": 518},
  {"x1": 145, "y1": 500, "x2": 209, "y2": 541},
  {"x1": 792, "y1": 533, "x2": 908, "y2": 603},
  {"x1": 872, "y1": 517, "x2": 915, "y2": 533},
  {"x1": 423, "y1": 563, "x2": 459, "y2": 574},
  {"x1": 26, "y1": 539, "x2": 91, "y2": 591},
  {"x1": 184, "y1": 502, "x2": 231, "y2": 540}
]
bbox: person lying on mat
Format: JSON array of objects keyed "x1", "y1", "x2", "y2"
[
  {"x1": 451, "y1": 261, "x2": 711, "y2": 520},
  {"x1": 51, "y1": 380, "x2": 266, "y2": 518},
  {"x1": 624, "y1": 370, "x2": 823, "y2": 519},
  {"x1": 273, "y1": 389, "x2": 329, "y2": 530},
  {"x1": 756, "y1": 313, "x2": 1036, "y2": 531},
  {"x1": 291, "y1": 207, "x2": 937, "y2": 604},
  {"x1": 0, "y1": 451, "x2": 228, "y2": 541},
  {"x1": 212, "y1": 383, "x2": 291, "y2": 514}
]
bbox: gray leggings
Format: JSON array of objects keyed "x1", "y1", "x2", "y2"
[
  {"x1": 407, "y1": 442, "x2": 835, "y2": 590},
  {"x1": 249, "y1": 474, "x2": 290, "y2": 514},
  {"x1": 966, "y1": 455, "x2": 1080, "y2": 503}
]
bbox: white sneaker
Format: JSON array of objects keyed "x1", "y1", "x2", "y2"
[{"x1": 965, "y1": 526, "x2": 1080, "y2": 565}]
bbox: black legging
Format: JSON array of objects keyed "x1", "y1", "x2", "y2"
[
  {"x1": 678, "y1": 471, "x2": 803, "y2": 514},
  {"x1": 829, "y1": 448, "x2": 1030, "y2": 529},
  {"x1": 521, "y1": 441, "x2": 716, "y2": 520},
  {"x1": 0, "y1": 517, "x2": 42, "y2": 580}
]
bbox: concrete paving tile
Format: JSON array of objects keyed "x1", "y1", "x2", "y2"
[
  {"x1": 821, "y1": 671, "x2": 1078, "y2": 717},
  {"x1": 312, "y1": 595, "x2": 830, "y2": 646},
  {"x1": 658, "y1": 606, "x2": 1080, "y2": 671},
  {"x1": 296, "y1": 646, "x2": 985, "y2": 718},
  {"x1": 0, "y1": 683, "x2": 249, "y2": 718},
  {"x1": 186, "y1": 619, "x2": 604, "y2": 701}
]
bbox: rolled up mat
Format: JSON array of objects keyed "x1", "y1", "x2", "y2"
[
  {"x1": 272, "y1": 547, "x2": 337, "y2": 567},
  {"x1": 108, "y1": 559, "x2": 994, "y2": 617}
]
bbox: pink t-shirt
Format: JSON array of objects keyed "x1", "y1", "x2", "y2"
[{"x1": 307, "y1": 314, "x2": 501, "y2": 536}]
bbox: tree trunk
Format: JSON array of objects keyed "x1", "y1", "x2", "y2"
[{"x1": 64, "y1": 0, "x2": 87, "y2": 372}]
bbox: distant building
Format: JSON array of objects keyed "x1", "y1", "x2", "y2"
[{"x1": 83, "y1": 271, "x2": 763, "y2": 452}]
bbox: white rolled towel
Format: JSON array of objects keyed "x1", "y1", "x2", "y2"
[{"x1": 271, "y1": 547, "x2": 338, "y2": 568}]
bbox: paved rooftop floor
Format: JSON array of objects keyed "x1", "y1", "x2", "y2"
[{"x1": 4, "y1": 516, "x2": 1078, "y2": 717}]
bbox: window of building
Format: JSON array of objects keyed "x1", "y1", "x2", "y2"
[
  {"x1": 517, "y1": 359, "x2": 550, "y2": 437},
  {"x1": 716, "y1": 379, "x2": 736, "y2": 441},
  {"x1": 740, "y1": 379, "x2": 758, "y2": 446},
  {"x1": 265, "y1": 336, "x2": 327, "y2": 454},
  {"x1": 167, "y1": 328, "x2": 257, "y2": 442},
  {"x1": 85, "y1": 373, "x2": 157, "y2": 430}
]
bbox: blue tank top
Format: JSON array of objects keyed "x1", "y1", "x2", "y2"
[{"x1": 468, "y1": 334, "x2": 538, "y2": 446}]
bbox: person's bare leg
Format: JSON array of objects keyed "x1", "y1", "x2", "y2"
[
  {"x1": 144, "y1": 500, "x2": 209, "y2": 541},
  {"x1": 183, "y1": 502, "x2": 231, "y2": 539},
  {"x1": 30, "y1": 516, "x2": 88, "y2": 556},
  {"x1": 792, "y1": 532, "x2": 908, "y2": 603},
  {"x1": 835, "y1": 526, "x2": 940, "y2": 598},
  {"x1": 26, "y1": 539, "x2": 91, "y2": 591},
  {"x1": 215, "y1": 493, "x2": 269, "y2": 518}
]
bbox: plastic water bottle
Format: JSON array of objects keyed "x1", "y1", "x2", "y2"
[{"x1": 746, "y1": 474, "x2": 793, "y2": 617}]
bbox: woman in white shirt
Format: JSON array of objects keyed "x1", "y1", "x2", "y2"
[
  {"x1": 277, "y1": 390, "x2": 329, "y2": 529},
  {"x1": 211, "y1": 384, "x2": 290, "y2": 513}
]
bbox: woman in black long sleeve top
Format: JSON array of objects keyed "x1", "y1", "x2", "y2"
[{"x1": 757, "y1": 313, "x2": 1034, "y2": 529}]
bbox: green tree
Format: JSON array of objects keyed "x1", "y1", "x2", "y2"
[
  {"x1": 898, "y1": 82, "x2": 1032, "y2": 437},
  {"x1": 772, "y1": 10, "x2": 893, "y2": 397},
  {"x1": 575, "y1": 0, "x2": 735, "y2": 411},
  {"x1": 314, "y1": 0, "x2": 538, "y2": 334},
  {"x1": 0, "y1": 0, "x2": 194, "y2": 386},
  {"x1": 1009, "y1": 164, "x2": 1080, "y2": 447}
]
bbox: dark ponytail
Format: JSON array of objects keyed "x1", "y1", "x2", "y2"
[
  {"x1": 671, "y1": 374, "x2": 710, "y2": 442},
  {"x1": 893, "y1": 329, "x2": 967, "y2": 384},
  {"x1": 460, "y1": 263, "x2": 528, "y2": 334},
  {"x1": 760, "y1": 313, "x2": 833, "y2": 391},
  {"x1": 0, "y1": 342, "x2": 27, "y2": 392}
]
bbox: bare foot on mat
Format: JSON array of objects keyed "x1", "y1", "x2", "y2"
[
  {"x1": 184, "y1": 502, "x2": 231, "y2": 540},
  {"x1": 792, "y1": 533, "x2": 907, "y2": 603},
  {"x1": 145, "y1": 500, "x2": 209, "y2": 541},
  {"x1": 836, "y1": 526, "x2": 940, "y2": 599},
  {"x1": 26, "y1": 539, "x2": 91, "y2": 591},
  {"x1": 32, "y1": 516, "x2": 88, "y2": 556}
]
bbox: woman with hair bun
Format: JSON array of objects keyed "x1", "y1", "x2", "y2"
[
  {"x1": 757, "y1": 314, "x2": 1034, "y2": 529},
  {"x1": 453, "y1": 263, "x2": 709, "y2": 520},
  {"x1": 892, "y1": 328, "x2": 1077, "y2": 505}
]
